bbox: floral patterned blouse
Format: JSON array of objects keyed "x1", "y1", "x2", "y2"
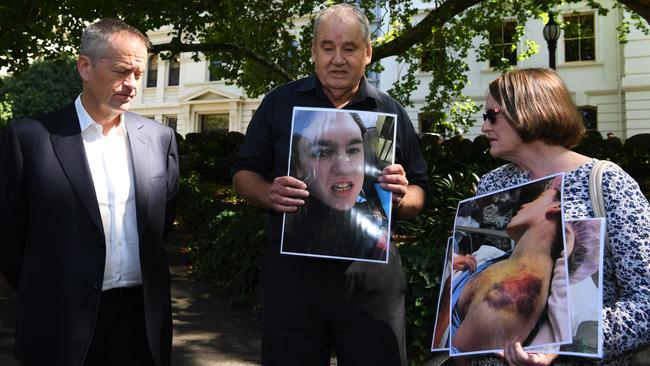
[{"x1": 469, "y1": 159, "x2": 650, "y2": 365}]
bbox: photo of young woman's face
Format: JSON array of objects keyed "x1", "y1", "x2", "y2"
[{"x1": 296, "y1": 112, "x2": 365, "y2": 211}]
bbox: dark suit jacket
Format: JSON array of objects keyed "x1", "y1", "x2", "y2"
[{"x1": 0, "y1": 104, "x2": 179, "y2": 366}]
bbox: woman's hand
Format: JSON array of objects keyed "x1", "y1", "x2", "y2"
[{"x1": 498, "y1": 341, "x2": 557, "y2": 366}]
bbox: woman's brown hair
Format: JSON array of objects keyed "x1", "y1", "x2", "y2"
[{"x1": 488, "y1": 68, "x2": 585, "y2": 148}]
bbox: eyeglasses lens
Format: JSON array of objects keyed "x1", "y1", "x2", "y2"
[{"x1": 482, "y1": 109, "x2": 499, "y2": 124}]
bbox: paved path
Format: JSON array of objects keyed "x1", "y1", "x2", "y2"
[
  {"x1": 168, "y1": 260, "x2": 261, "y2": 366},
  {"x1": 0, "y1": 246, "x2": 261, "y2": 366}
]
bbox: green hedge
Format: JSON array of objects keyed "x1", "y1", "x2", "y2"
[
  {"x1": 0, "y1": 56, "x2": 81, "y2": 121},
  {"x1": 174, "y1": 171, "x2": 267, "y2": 306},
  {"x1": 174, "y1": 131, "x2": 650, "y2": 364}
]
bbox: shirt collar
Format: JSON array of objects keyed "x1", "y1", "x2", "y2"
[
  {"x1": 298, "y1": 74, "x2": 379, "y2": 106},
  {"x1": 75, "y1": 95, "x2": 126, "y2": 136},
  {"x1": 351, "y1": 76, "x2": 380, "y2": 104}
]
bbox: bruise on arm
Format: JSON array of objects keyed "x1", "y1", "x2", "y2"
[
  {"x1": 453, "y1": 262, "x2": 549, "y2": 352},
  {"x1": 485, "y1": 273, "x2": 543, "y2": 319}
]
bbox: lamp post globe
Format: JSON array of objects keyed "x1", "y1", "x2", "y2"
[{"x1": 543, "y1": 13, "x2": 561, "y2": 70}]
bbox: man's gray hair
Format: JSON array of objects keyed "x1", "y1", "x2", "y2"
[
  {"x1": 312, "y1": 4, "x2": 371, "y2": 45},
  {"x1": 80, "y1": 18, "x2": 151, "y2": 62}
]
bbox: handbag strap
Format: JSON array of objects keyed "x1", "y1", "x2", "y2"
[
  {"x1": 588, "y1": 160, "x2": 615, "y2": 218},
  {"x1": 587, "y1": 160, "x2": 650, "y2": 361}
]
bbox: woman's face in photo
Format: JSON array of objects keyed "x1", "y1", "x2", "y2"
[
  {"x1": 507, "y1": 188, "x2": 560, "y2": 230},
  {"x1": 297, "y1": 112, "x2": 365, "y2": 211}
]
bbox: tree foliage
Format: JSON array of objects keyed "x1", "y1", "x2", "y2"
[
  {"x1": 1, "y1": 56, "x2": 81, "y2": 120},
  {"x1": 1, "y1": 0, "x2": 648, "y2": 134},
  {"x1": 0, "y1": 98, "x2": 11, "y2": 128}
]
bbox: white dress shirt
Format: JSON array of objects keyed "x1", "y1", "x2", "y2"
[{"x1": 75, "y1": 96, "x2": 142, "y2": 290}]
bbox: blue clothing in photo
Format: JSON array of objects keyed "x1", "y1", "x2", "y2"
[{"x1": 450, "y1": 251, "x2": 512, "y2": 354}]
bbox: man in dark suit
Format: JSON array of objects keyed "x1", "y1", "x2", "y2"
[{"x1": 0, "y1": 19, "x2": 179, "y2": 366}]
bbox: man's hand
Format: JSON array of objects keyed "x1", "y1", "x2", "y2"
[
  {"x1": 268, "y1": 176, "x2": 309, "y2": 213},
  {"x1": 377, "y1": 163, "x2": 426, "y2": 220},
  {"x1": 378, "y1": 164, "x2": 408, "y2": 205},
  {"x1": 498, "y1": 341, "x2": 557, "y2": 366},
  {"x1": 233, "y1": 170, "x2": 309, "y2": 213}
]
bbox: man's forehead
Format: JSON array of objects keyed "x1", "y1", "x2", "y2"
[
  {"x1": 317, "y1": 34, "x2": 362, "y2": 45},
  {"x1": 106, "y1": 32, "x2": 147, "y2": 53},
  {"x1": 315, "y1": 13, "x2": 366, "y2": 44},
  {"x1": 102, "y1": 37, "x2": 147, "y2": 63}
]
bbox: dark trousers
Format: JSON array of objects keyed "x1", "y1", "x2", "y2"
[
  {"x1": 261, "y1": 246, "x2": 407, "y2": 366},
  {"x1": 84, "y1": 286, "x2": 155, "y2": 366}
]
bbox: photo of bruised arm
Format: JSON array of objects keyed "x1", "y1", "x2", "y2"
[{"x1": 449, "y1": 175, "x2": 570, "y2": 356}]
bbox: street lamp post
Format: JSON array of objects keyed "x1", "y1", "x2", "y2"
[{"x1": 543, "y1": 13, "x2": 561, "y2": 70}]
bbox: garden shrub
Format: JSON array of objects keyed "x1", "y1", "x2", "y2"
[
  {"x1": 620, "y1": 134, "x2": 650, "y2": 193},
  {"x1": 190, "y1": 202, "x2": 267, "y2": 305},
  {"x1": 178, "y1": 131, "x2": 245, "y2": 184},
  {"x1": 1, "y1": 56, "x2": 81, "y2": 120},
  {"x1": 174, "y1": 171, "x2": 267, "y2": 305},
  {"x1": 574, "y1": 133, "x2": 650, "y2": 197}
]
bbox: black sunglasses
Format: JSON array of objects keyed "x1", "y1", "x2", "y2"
[{"x1": 483, "y1": 108, "x2": 501, "y2": 124}]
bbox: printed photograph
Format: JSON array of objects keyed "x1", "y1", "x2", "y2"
[
  {"x1": 281, "y1": 107, "x2": 396, "y2": 262},
  {"x1": 560, "y1": 218, "x2": 605, "y2": 357},
  {"x1": 431, "y1": 237, "x2": 453, "y2": 352},
  {"x1": 449, "y1": 174, "x2": 572, "y2": 356},
  {"x1": 528, "y1": 218, "x2": 605, "y2": 358}
]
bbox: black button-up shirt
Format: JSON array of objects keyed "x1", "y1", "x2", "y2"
[{"x1": 232, "y1": 74, "x2": 430, "y2": 244}]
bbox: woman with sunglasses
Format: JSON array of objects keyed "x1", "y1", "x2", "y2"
[{"x1": 470, "y1": 68, "x2": 650, "y2": 366}]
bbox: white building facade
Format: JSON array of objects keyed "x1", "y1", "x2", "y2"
[
  {"x1": 131, "y1": 1, "x2": 650, "y2": 140},
  {"x1": 381, "y1": 0, "x2": 650, "y2": 139},
  {"x1": 130, "y1": 28, "x2": 262, "y2": 136}
]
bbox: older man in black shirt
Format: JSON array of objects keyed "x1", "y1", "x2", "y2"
[{"x1": 232, "y1": 4, "x2": 430, "y2": 365}]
